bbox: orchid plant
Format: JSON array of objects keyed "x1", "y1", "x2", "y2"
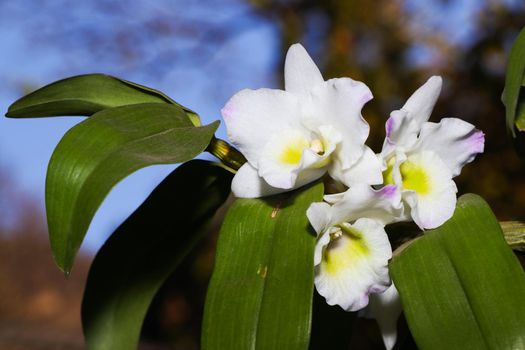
[{"x1": 5, "y1": 30, "x2": 525, "y2": 350}]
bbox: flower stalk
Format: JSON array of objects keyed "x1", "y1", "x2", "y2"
[
  {"x1": 207, "y1": 136, "x2": 247, "y2": 171},
  {"x1": 501, "y1": 221, "x2": 525, "y2": 252}
]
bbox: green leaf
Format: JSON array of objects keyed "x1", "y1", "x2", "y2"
[
  {"x1": 82, "y1": 160, "x2": 232, "y2": 350},
  {"x1": 46, "y1": 103, "x2": 218, "y2": 272},
  {"x1": 514, "y1": 87, "x2": 525, "y2": 131},
  {"x1": 6, "y1": 74, "x2": 200, "y2": 125},
  {"x1": 202, "y1": 182, "x2": 323, "y2": 350},
  {"x1": 390, "y1": 194, "x2": 525, "y2": 350},
  {"x1": 503, "y1": 27, "x2": 525, "y2": 136}
]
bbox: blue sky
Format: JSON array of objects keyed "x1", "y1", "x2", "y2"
[{"x1": 0, "y1": 0, "x2": 278, "y2": 252}]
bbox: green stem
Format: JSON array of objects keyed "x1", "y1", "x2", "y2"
[
  {"x1": 206, "y1": 136, "x2": 247, "y2": 171},
  {"x1": 500, "y1": 221, "x2": 525, "y2": 252}
]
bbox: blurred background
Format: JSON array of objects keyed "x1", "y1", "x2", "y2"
[{"x1": 1, "y1": 0, "x2": 524, "y2": 349}]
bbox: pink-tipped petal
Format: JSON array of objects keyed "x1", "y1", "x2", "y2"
[
  {"x1": 415, "y1": 118, "x2": 485, "y2": 177},
  {"x1": 328, "y1": 184, "x2": 404, "y2": 227},
  {"x1": 314, "y1": 218, "x2": 392, "y2": 312}
]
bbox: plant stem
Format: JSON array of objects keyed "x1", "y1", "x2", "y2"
[
  {"x1": 500, "y1": 221, "x2": 525, "y2": 252},
  {"x1": 206, "y1": 136, "x2": 246, "y2": 171}
]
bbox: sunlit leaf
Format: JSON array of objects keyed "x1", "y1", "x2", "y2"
[
  {"x1": 503, "y1": 27, "x2": 525, "y2": 135},
  {"x1": 390, "y1": 194, "x2": 525, "y2": 349},
  {"x1": 5, "y1": 74, "x2": 200, "y2": 125},
  {"x1": 46, "y1": 103, "x2": 218, "y2": 272},
  {"x1": 202, "y1": 182, "x2": 324, "y2": 350},
  {"x1": 82, "y1": 160, "x2": 232, "y2": 350}
]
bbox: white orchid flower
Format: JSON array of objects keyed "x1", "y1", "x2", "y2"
[
  {"x1": 223, "y1": 43, "x2": 382, "y2": 198},
  {"x1": 380, "y1": 76, "x2": 484, "y2": 229},
  {"x1": 360, "y1": 284, "x2": 403, "y2": 350},
  {"x1": 306, "y1": 184, "x2": 403, "y2": 311}
]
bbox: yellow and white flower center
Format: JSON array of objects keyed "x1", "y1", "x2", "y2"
[
  {"x1": 383, "y1": 156, "x2": 431, "y2": 196},
  {"x1": 322, "y1": 224, "x2": 369, "y2": 276},
  {"x1": 275, "y1": 128, "x2": 331, "y2": 168},
  {"x1": 310, "y1": 139, "x2": 325, "y2": 155},
  {"x1": 279, "y1": 137, "x2": 326, "y2": 166}
]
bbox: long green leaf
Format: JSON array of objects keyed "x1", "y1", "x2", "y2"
[
  {"x1": 503, "y1": 27, "x2": 525, "y2": 136},
  {"x1": 82, "y1": 160, "x2": 232, "y2": 350},
  {"x1": 390, "y1": 194, "x2": 525, "y2": 350},
  {"x1": 6, "y1": 74, "x2": 200, "y2": 125},
  {"x1": 514, "y1": 76, "x2": 525, "y2": 131},
  {"x1": 46, "y1": 103, "x2": 218, "y2": 272},
  {"x1": 202, "y1": 182, "x2": 323, "y2": 350}
]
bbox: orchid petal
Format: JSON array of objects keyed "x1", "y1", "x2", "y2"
[
  {"x1": 222, "y1": 88, "x2": 302, "y2": 166},
  {"x1": 224, "y1": 44, "x2": 375, "y2": 199},
  {"x1": 314, "y1": 218, "x2": 392, "y2": 311},
  {"x1": 257, "y1": 126, "x2": 339, "y2": 189},
  {"x1": 313, "y1": 222, "x2": 332, "y2": 265},
  {"x1": 382, "y1": 150, "x2": 406, "y2": 188},
  {"x1": 309, "y1": 78, "x2": 373, "y2": 169},
  {"x1": 382, "y1": 110, "x2": 419, "y2": 154},
  {"x1": 367, "y1": 284, "x2": 402, "y2": 350},
  {"x1": 401, "y1": 76, "x2": 442, "y2": 128},
  {"x1": 307, "y1": 202, "x2": 332, "y2": 236},
  {"x1": 324, "y1": 184, "x2": 403, "y2": 227},
  {"x1": 329, "y1": 146, "x2": 383, "y2": 187},
  {"x1": 415, "y1": 118, "x2": 485, "y2": 177},
  {"x1": 231, "y1": 163, "x2": 284, "y2": 198},
  {"x1": 401, "y1": 151, "x2": 457, "y2": 229},
  {"x1": 284, "y1": 43, "x2": 324, "y2": 95}
]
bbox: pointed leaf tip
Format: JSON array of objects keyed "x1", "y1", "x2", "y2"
[{"x1": 6, "y1": 74, "x2": 199, "y2": 123}]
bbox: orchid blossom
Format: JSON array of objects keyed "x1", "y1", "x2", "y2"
[
  {"x1": 222, "y1": 44, "x2": 381, "y2": 198},
  {"x1": 307, "y1": 184, "x2": 403, "y2": 311},
  {"x1": 360, "y1": 284, "x2": 403, "y2": 350},
  {"x1": 380, "y1": 76, "x2": 484, "y2": 229}
]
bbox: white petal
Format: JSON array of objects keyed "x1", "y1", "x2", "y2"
[
  {"x1": 400, "y1": 151, "x2": 458, "y2": 229},
  {"x1": 327, "y1": 184, "x2": 404, "y2": 227},
  {"x1": 382, "y1": 110, "x2": 419, "y2": 154},
  {"x1": 313, "y1": 225, "x2": 331, "y2": 266},
  {"x1": 382, "y1": 150, "x2": 407, "y2": 188},
  {"x1": 415, "y1": 118, "x2": 485, "y2": 177},
  {"x1": 323, "y1": 192, "x2": 345, "y2": 205},
  {"x1": 329, "y1": 146, "x2": 383, "y2": 187},
  {"x1": 284, "y1": 43, "x2": 324, "y2": 95},
  {"x1": 231, "y1": 163, "x2": 285, "y2": 198},
  {"x1": 401, "y1": 76, "x2": 442, "y2": 128},
  {"x1": 314, "y1": 218, "x2": 392, "y2": 311},
  {"x1": 257, "y1": 128, "x2": 312, "y2": 188},
  {"x1": 307, "y1": 202, "x2": 332, "y2": 236},
  {"x1": 367, "y1": 284, "x2": 402, "y2": 350},
  {"x1": 222, "y1": 88, "x2": 302, "y2": 165},
  {"x1": 257, "y1": 126, "x2": 336, "y2": 189},
  {"x1": 308, "y1": 78, "x2": 373, "y2": 169}
]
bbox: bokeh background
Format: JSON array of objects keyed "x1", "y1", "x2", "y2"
[{"x1": 1, "y1": 0, "x2": 524, "y2": 349}]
